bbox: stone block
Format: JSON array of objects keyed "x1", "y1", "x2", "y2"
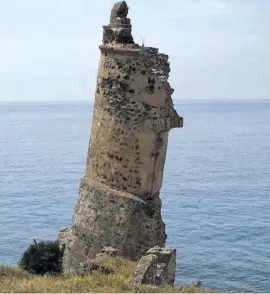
[
  {"x1": 146, "y1": 246, "x2": 176, "y2": 286},
  {"x1": 133, "y1": 254, "x2": 158, "y2": 285}
]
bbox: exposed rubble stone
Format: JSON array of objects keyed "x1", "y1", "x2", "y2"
[
  {"x1": 147, "y1": 246, "x2": 176, "y2": 286},
  {"x1": 101, "y1": 246, "x2": 120, "y2": 257},
  {"x1": 133, "y1": 247, "x2": 176, "y2": 287},
  {"x1": 156, "y1": 262, "x2": 168, "y2": 286},
  {"x1": 133, "y1": 254, "x2": 158, "y2": 285}
]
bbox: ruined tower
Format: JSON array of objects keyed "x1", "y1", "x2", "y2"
[{"x1": 59, "y1": 1, "x2": 183, "y2": 273}]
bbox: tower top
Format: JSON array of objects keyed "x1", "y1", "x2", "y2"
[
  {"x1": 110, "y1": 1, "x2": 129, "y2": 23},
  {"x1": 102, "y1": 1, "x2": 134, "y2": 45}
]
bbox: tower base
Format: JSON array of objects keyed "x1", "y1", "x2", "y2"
[{"x1": 58, "y1": 177, "x2": 166, "y2": 273}]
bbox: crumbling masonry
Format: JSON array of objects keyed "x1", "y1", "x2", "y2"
[{"x1": 59, "y1": 1, "x2": 183, "y2": 273}]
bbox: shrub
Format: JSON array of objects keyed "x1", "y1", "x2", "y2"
[{"x1": 18, "y1": 239, "x2": 62, "y2": 275}]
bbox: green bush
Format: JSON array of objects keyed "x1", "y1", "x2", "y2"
[{"x1": 18, "y1": 239, "x2": 62, "y2": 275}]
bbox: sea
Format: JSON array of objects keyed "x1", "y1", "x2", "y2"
[{"x1": 0, "y1": 99, "x2": 270, "y2": 292}]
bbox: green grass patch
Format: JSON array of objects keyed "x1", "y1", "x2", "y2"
[{"x1": 0, "y1": 255, "x2": 216, "y2": 293}]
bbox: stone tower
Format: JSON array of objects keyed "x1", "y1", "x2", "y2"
[{"x1": 59, "y1": 1, "x2": 183, "y2": 273}]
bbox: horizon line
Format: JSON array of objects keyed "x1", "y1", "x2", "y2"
[{"x1": 1, "y1": 97, "x2": 270, "y2": 104}]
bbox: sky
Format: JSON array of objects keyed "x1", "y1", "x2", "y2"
[{"x1": 0, "y1": 0, "x2": 269, "y2": 101}]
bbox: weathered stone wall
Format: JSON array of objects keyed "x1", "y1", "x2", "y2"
[
  {"x1": 85, "y1": 46, "x2": 182, "y2": 199},
  {"x1": 59, "y1": 179, "x2": 166, "y2": 273},
  {"x1": 59, "y1": 1, "x2": 183, "y2": 274}
]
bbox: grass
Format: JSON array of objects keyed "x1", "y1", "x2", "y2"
[{"x1": 0, "y1": 256, "x2": 216, "y2": 293}]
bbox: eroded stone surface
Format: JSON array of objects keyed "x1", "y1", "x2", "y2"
[
  {"x1": 133, "y1": 247, "x2": 177, "y2": 286},
  {"x1": 103, "y1": 1, "x2": 134, "y2": 44},
  {"x1": 101, "y1": 246, "x2": 120, "y2": 257},
  {"x1": 156, "y1": 263, "x2": 168, "y2": 286},
  {"x1": 58, "y1": 1, "x2": 183, "y2": 274},
  {"x1": 147, "y1": 246, "x2": 176, "y2": 286},
  {"x1": 59, "y1": 179, "x2": 166, "y2": 273},
  {"x1": 133, "y1": 254, "x2": 158, "y2": 285}
]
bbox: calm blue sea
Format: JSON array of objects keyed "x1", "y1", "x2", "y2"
[{"x1": 0, "y1": 100, "x2": 270, "y2": 292}]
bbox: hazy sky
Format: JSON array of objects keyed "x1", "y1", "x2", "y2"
[{"x1": 0, "y1": 0, "x2": 269, "y2": 101}]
